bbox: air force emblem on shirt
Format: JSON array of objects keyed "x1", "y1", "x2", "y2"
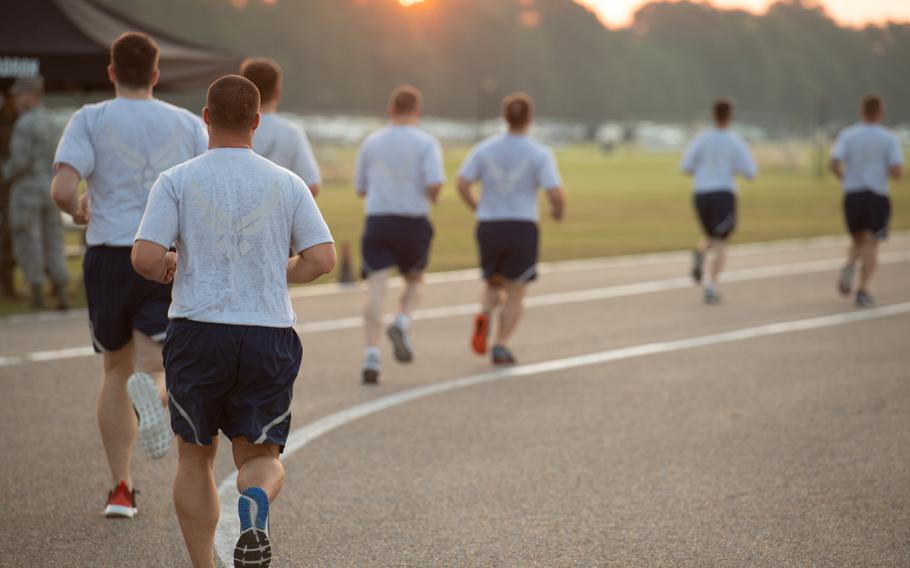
[
  {"x1": 484, "y1": 156, "x2": 531, "y2": 194},
  {"x1": 104, "y1": 127, "x2": 186, "y2": 191},
  {"x1": 190, "y1": 181, "x2": 282, "y2": 260}
]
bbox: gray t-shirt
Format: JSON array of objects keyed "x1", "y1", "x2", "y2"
[
  {"x1": 831, "y1": 123, "x2": 904, "y2": 196},
  {"x1": 54, "y1": 97, "x2": 208, "y2": 247},
  {"x1": 354, "y1": 125, "x2": 445, "y2": 217},
  {"x1": 135, "y1": 148, "x2": 333, "y2": 328},
  {"x1": 252, "y1": 112, "x2": 321, "y2": 187},
  {"x1": 680, "y1": 127, "x2": 757, "y2": 193},
  {"x1": 459, "y1": 133, "x2": 562, "y2": 222}
]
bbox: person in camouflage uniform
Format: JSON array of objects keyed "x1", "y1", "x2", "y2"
[
  {"x1": 0, "y1": 89, "x2": 19, "y2": 298},
  {"x1": 2, "y1": 77, "x2": 69, "y2": 309}
]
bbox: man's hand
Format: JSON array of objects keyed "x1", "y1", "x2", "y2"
[
  {"x1": 161, "y1": 251, "x2": 178, "y2": 284},
  {"x1": 546, "y1": 187, "x2": 566, "y2": 222},
  {"x1": 72, "y1": 193, "x2": 91, "y2": 225}
]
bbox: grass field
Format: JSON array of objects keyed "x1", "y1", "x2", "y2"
[{"x1": 2, "y1": 143, "x2": 908, "y2": 317}]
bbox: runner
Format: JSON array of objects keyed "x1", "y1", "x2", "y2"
[
  {"x1": 132, "y1": 74, "x2": 335, "y2": 568},
  {"x1": 241, "y1": 57, "x2": 321, "y2": 197},
  {"x1": 681, "y1": 98, "x2": 757, "y2": 304},
  {"x1": 457, "y1": 92, "x2": 565, "y2": 365},
  {"x1": 354, "y1": 85, "x2": 445, "y2": 384},
  {"x1": 831, "y1": 94, "x2": 904, "y2": 308},
  {"x1": 51, "y1": 32, "x2": 208, "y2": 517}
]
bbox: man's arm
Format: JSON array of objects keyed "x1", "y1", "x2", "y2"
[
  {"x1": 830, "y1": 159, "x2": 844, "y2": 181},
  {"x1": 456, "y1": 177, "x2": 477, "y2": 212},
  {"x1": 288, "y1": 242, "x2": 336, "y2": 284},
  {"x1": 426, "y1": 183, "x2": 443, "y2": 204},
  {"x1": 890, "y1": 165, "x2": 903, "y2": 181},
  {"x1": 51, "y1": 164, "x2": 90, "y2": 224},
  {"x1": 545, "y1": 187, "x2": 566, "y2": 222},
  {"x1": 131, "y1": 241, "x2": 177, "y2": 284}
]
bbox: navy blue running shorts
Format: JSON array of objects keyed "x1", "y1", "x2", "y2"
[
  {"x1": 844, "y1": 190, "x2": 891, "y2": 240},
  {"x1": 163, "y1": 319, "x2": 303, "y2": 449},
  {"x1": 83, "y1": 246, "x2": 171, "y2": 352},
  {"x1": 476, "y1": 221, "x2": 539, "y2": 283},
  {"x1": 694, "y1": 190, "x2": 737, "y2": 240},
  {"x1": 361, "y1": 215, "x2": 434, "y2": 278}
]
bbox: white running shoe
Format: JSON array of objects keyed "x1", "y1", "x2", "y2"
[{"x1": 127, "y1": 373, "x2": 170, "y2": 459}]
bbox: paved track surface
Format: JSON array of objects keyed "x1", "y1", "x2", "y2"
[{"x1": 2, "y1": 235, "x2": 909, "y2": 567}]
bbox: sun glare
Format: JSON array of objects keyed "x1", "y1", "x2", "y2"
[{"x1": 399, "y1": 0, "x2": 426, "y2": 6}]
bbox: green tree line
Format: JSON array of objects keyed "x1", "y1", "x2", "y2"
[{"x1": 108, "y1": 0, "x2": 910, "y2": 124}]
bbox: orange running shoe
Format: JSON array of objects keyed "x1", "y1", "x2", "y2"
[
  {"x1": 104, "y1": 481, "x2": 137, "y2": 518},
  {"x1": 471, "y1": 313, "x2": 490, "y2": 355}
]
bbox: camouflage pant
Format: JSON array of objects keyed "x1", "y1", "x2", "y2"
[
  {"x1": 0, "y1": 182, "x2": 14, "y2": 285},
  {"x1": 9, "y1": 196, "x2": 69, "y2": 287}
]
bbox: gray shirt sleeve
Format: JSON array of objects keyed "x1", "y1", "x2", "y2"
[
  {"x1": 422, "y1": 138, "x2": 446, "y2": 187},
  {"x1": 290, "y1": 176, "x2": 333, "y2": 254},
  {"x1": 292, "y1": 128, "x2": 321, "y2": 186},
  {"x1": 537, "y1": 148, "x2": 562, "y2": 190},
  {"x1": 136, "y1": 174, "x2": 179, "y2": 248},
  {"x1": 54, "y1": 107, "x2": 95, "y2": 178},
  {"x1": 458, "y1": 146, "x2": 481, "y2": 181}
]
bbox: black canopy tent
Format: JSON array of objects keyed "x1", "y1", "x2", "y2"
[{"x1": 0, "y1": 0, "x2": 242, "y2": 91}]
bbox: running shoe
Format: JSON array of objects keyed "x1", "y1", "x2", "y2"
[
  {"x1": 235, "y1": 487, "x2": 271, "y2": 568},
  {"x1": 691, "y1": 249, "x2": 705, "y2": 284},
  {"x1": 386, "y1": 323, "x2": 414, "y2": 363},
  {"x1": 127, "y1": 372, "x2": 170, "y2": 459},
  {"x1": 704, "y1": 286, "x2": 721, "y2": 305},
  {"x1": 837, "y1": 264, "x2": 855, "y2": 297},
  {"x1": 491, "y1": 345, "x2": 516, "y2": 366},
  {"x1": 855, "y1": 291, "x2": 874, "y2": 308},
  {"x1": 471, "y1": 314, "x2": 490, "y2": 355},
  {"x1": 362, "y1": 351, "x2": 381, "y2": 385},
  {"x1": 104, "y1": 481, "x2": 137, "y2": 519}
]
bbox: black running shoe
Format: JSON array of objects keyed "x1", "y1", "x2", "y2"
[
  {"x1": 386, "y1": 324, "x2": 413, "y2": 363},
  {"x1": 491, "y1": 345, "x2": 516, "y2": 366}
]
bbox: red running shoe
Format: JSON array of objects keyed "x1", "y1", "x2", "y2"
[
  {"x1": 104, "y1": 481, "x2": 138, "y2": 519},
  {"x1": 471, "y1": 314, "x2": 490, "y2": 355}
]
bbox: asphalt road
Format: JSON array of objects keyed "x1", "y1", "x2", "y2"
[{"x1": 1, "y1": 234, "x2": 908, "y2": 568}]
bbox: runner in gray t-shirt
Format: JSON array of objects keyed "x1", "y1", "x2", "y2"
[
  {"x1": 241, "y1": 57, "x2": 321, "y2": 197},
  {"x1": 457, "y1": 93, "x2": 565, "y2": 366},
  {"x1": 354, "y1": 86, "x2": 445, "y2": 385},
  {"x1": 133, "y1": 75, "x2": 335, "y2": 568},
  {"x1": 50, "y1": 32, "x2": 207, "y2": 519},
  {"x1": 830, "y1": 94, "x2": 904, "y2": 308}
]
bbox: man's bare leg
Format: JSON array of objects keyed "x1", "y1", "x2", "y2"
[
  {"x1": 858, "y1": 232, "x2": 879, "y2": 294},
  {"x1": 364, "y1": 269, "x2": 390, "y2": 349},
  {"x1": 233, "y1": 437, "x2": 285, "y2": 500},
  {"x1": 98, "y1": 341, "x2": 136, "y2": 487},
  {"x1": 397, "y1": 271, "x2": 423, "y2": 325},
  {"x1": 133, "y1": 330, "x2": 166, "y2": 404},
  {"x1": 173, "y1": 438, "x2": 219, "y2": 568},
  {"x1": 708, "y1": 239, "x2": 727, "y2": 286},
  {"x1": 495, "y1": 282, "x2": 527, "y2": 347}
]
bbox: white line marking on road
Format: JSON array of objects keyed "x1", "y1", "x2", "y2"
[
  {"x1": 289, "y1": 233, "x2": 879, "y2": 298},
  {"x1": 3, "y1": 251, "x2": 910, "y2": 367},
  {"x1": 213, "y1": 301, "x2": 910, "y2": 566},
  {"x1": 292, "y1": 250, "x2": 910, "y2": 333}
]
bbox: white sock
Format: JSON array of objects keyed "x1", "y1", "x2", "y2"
[
  {"x1": 365, "y1": 346, "x2": 380, "y2": 359},
  {"x1": 394, "y1": 313, "x2": 410, "y2": 331}
]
